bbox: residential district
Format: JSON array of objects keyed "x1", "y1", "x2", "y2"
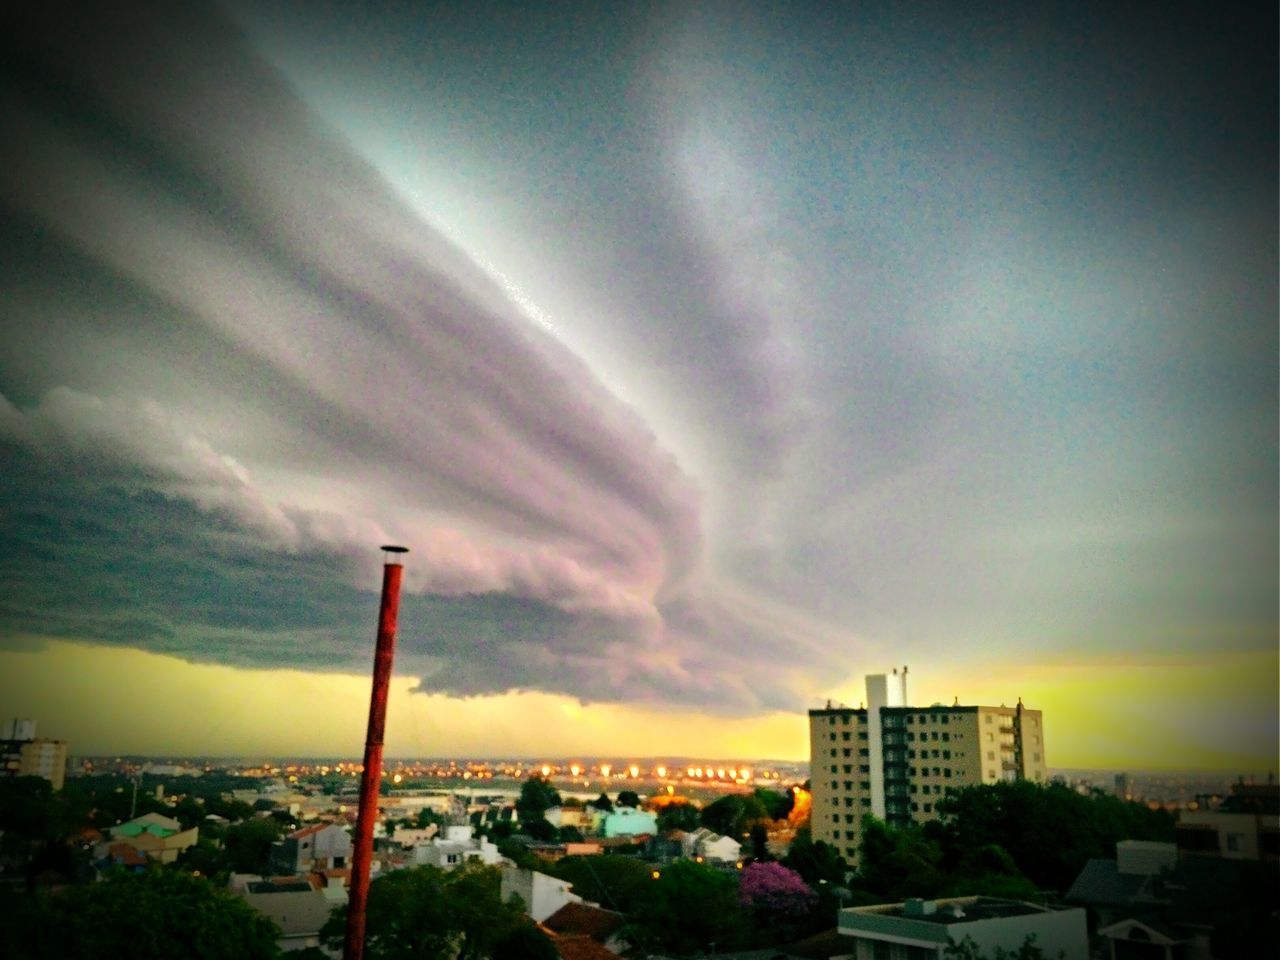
[{"x1": 0, "y1": 670, "x2": 1276, "y2": 960}]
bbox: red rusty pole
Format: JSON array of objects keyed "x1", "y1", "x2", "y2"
[{"x1": 343, "y1": 545, "x2": 408, "y2": 960}]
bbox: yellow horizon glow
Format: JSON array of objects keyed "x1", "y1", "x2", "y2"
[{"x1": 0, "y1": 637, "x2": 1274, "y2": 771}]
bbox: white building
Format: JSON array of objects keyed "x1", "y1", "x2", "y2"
[
  {"x1": 501, "y1": 866, "x2": 583, "y2": 922},
  {"x1": 411, "y1": 825, "x2": 501, "y2": 870},
  {"x1": 810, "y1": 669, "x2": 1048, "y2": 864},
  {"x1": 839, "y1": 897, "x2": 1087, "y2": 959},
  {"x1": 681, "y1": 827, "x2": 742, "y2": 863}
]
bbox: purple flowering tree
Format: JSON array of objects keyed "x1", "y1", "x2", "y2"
[{"x1": 738, "y1": 861, "x2": 817, "y2": 917}]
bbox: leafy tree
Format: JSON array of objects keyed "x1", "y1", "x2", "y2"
[
  {"x1": 414, "y1": 807, "x2": 444, "y2": 830},
  {"x1": 749, "y1": 822, "x2": 772, "y2": 861},
  {"x1": 0, "y1": 868, "x2": 281, "y2": 959},
  {"x1": 700, "y1": 793, "x2": 768, "y2": 839},
  {"x1": 782, "y1": 826, "x2": 849, "y2": 885},
  {"x1": 625, "y1": 859, "x2": 747, "y2": 956},
  {"x1": 523, "y1": 818, "x2": 557, "y2": 842},
  {"x1": 856, "y1": 815, "x2": 945, "y2": 901},
  {"x1": 753, "y1": 787, "x2": 796, "y2": 821},
  {"x1": 492, "y1": 923, "x2": 558, "y2": 960},
  {"x1": 321, "y1": 863, "x2": 523, "y2": 960},
  {"x1": 656, "y1": 801, "x2": 701, "y2": 832},
  {"x1": 516, "y1": 777, "x2": 561, "y2": 826},
  {"x1": 176, "y1": 837, "x2": 232, "y2": 880},
  {"x1": 616, "y1": 789, "x2": 641, "y2": 808},
  {"x1": 223, "y1": 817, "x2": 286, "y2": 874},
  {"x1": 559, "y1": 825, "x2": 584, "y2": 842},
  {"x1": 550, "y1": 855, "x2": 653, "y2": 913},
  {"x1": 592, "y1": 792, "x2": 614, "y2": 813},
  {"x1": 739, "y1": 861, "x2": 815, "y2": 916},
  {"x1": 933, "y1": 781, "x2": 1174, "y2": 893}
]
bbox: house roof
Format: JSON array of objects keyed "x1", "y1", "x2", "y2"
[
  {"x1": 1098, "y1": 915, "x2": 1191, "y2": 945},
  {"x1": 106, "y1": 842, "x2": 150, "y2": 866},
  {"x1": 543, "y1": 902, "x2": 626, "y2": 941},
  {"x1": 1065, "y1": 859, "x2": 1149, "y2": 906},
  {"x1": 550, "y1": 932, "x2": 621, "y2": 960},
  {"x1": 780, "y1": 927, "x2": 862, "y2": 959},
  {"x1": 290, "y1": 821, "x2": 338, "y2": 840},
  {"x1": 243, "y1": 889, "x2": 335, "y2": 938}
]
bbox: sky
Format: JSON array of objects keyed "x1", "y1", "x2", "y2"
[{"x1": 0, "y1": 1, "x2": 1275, "y2": 770}]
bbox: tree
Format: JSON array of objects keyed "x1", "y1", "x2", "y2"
[
  {"x1": 933, "y1": 781, "x2": 1174, "y2": 894},
  {"x1": 0, "y1": 868, "x2": 281, "y2": 959},
  {"x1": 625, "y1": 859, "x2": 747, "y2": 956},
  {"x1": 223, "y1": 817, "x2": 286, "y2": 874},
  {"x1": 856, "y1": 815, "x2": 945, "y2": 901},
  {"x1": 782, "y1": 826, "x2": 848, "y2": 886},
  {"x1": 321, "y1": 863, "x2": 524, "y2": 960},
  {"x1": 492, "y1": 923, "x2": 558, "y2": 960},
  {"x1": 550, "y1": 855, "x2": 654, "y2": 913},
  {"x1": 700, "y1": 793, "x2": 768, "y2": 839},
  {"x1": 656, "y1": 801, "x2": 701, "y2": 832},
  {"x1": 739, "y1": 861, "x2": 816, "y2": 916},
  {"x1": 749, "y1": 822, "x2": 772, "y2": 861},
  {"x1": 944, "y1": 933, "x2": 1062, "y2": 959},
  {"x1": 593, "y1": 792, "x2": 614, "y2": 813},
  {"x1": 516, "y1": 777, "x2": 561, "y2": 826},
  {"x1": 753, "y1": 787, "x2": 796, "y2": 821}
]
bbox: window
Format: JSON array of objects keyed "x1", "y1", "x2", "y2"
[
  {"x1": 842, "y1": 715, "x2": 851, "y2": 725},
  {"x1": 1033, "y1": 752, "x2": 1041, "y2": 762},
  {"x1": 932, "y1": 732, "x2": 939, "y2": 741},
  {"x1": 859, "y1": 731, "x2": 869, "y2": 741},
  {"x1": 830, "y1": 733, "x2": 836, "y2": 741},
  {"x1": 844, "y1": 748, "x2": 852, "y2": 757},
  {"x1": 987, "y1": 752, "x2": 995, "y2": 761},
  {"x1": 907, "y1": 732, "x2": 915, "y2": 742},
  {"x1": 830, "y1": 765, "x2": 837, "y2": 773},
  {"x1": 944, "y1": 769, "x2": 952, "y2": 778},
  {"x1": 861, "y1": 798, "x2": 871, "y2": 807},
  {"x1": 845, "y1": 814, "x2": 855, "y2": 824},
  {"x1": 909, "y1": 767, "x2": 917, "y2": 776},
  {"x1": 918, "y1": 714, "x2": 927, "y2": 723},
  {"x1": 842, "y1": 732, "x2": 851, "y2": 741},
  {"x1": 908, "y1": 750, "x2": 916, "y2": 759},
  {"x1": 844, "y1": 797, "x2": 854, "y2": 807},
  {"x1": 941, "y1": 715, "x2": 949, "y2": 724},
  {"x1": 942, "y1": 733, "x2": 950, "y2": 742},
  {"x1": 831, "y1": 781, "x2": 839, "y2": 789},
  {"x1": 986, "y1": 732, "x2": 995, "y2": 742},
  {"x1": 943, "y1": 750, "x2": 951, "y2": 759},
  {"x1": 845, "y1": 781, "x2": 855, "y2": 790},
  {"x1": 844, "y1": 764, "x2": 853, "y2": 774},
  {"x1": 860, "y1": 780, "x2": 871, "y2": 790},
  {"x1": 830, "y1": 748, "x2": 838, "y2": 757},
  {"x1": 910, "y1": 802, "x2": 919, "y2": 811},
  {"x1": 859, "y1": 748, "x2": 870, "y2": 757},
  {"x1": 985, "y1": 715, "x2": 993, "y2": 724},
  {"x1": 859, "y1": 765, "x2": 870, "y2": 774},
  {"x1": 933, "y1": 767, "x2": 941, "y2": 776},
  {"x1": 829, "y1": 717, "x2": 835, "y2": 725},
  {"x1": 909, "y1": 784, "x2": 917, "y2": 794},
  {"x1": 923, "y1": 803, "x2": 932, "y2": 813}
]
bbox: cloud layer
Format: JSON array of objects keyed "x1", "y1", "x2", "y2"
[{"x1": 0, "y1": 0, "x2": 852, "y2": 711}]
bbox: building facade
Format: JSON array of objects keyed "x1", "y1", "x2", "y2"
[{"x1": 809, "y1": 672, "x2": 1047, "y2": 864}]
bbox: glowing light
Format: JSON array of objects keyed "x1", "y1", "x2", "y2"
[
  {"x1": 570, "y1": 764, "x2": 581, "y2": 777},
  {"x1": 656, "y1": 766, "x2": 667, "y2": 778},
  {"x1": 651, "y1": 870, "x2": 661, "y2": 880},
  {"x1": 629, "y1": 765, "x2": 640, "y2": 778},
  {"x1": 666, "y1": 785, "x2": 674, "y2": 795},
  {"x1": 393, "y1": 773, "x2": 402, "y2": 783},
  {"x1": 600, "y1": 764, "x2": 612, "y2": 777},
  {"x1": 716, "y1": 768, "x2": 726, "y2": 779},
  {"x1": 541, "y1": 765, "x2": 551, "y2": 777}
]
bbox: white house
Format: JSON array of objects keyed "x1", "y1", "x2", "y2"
[
  {"x1": 839, "y1": 897, "x2": 1088, "y2": 960},
  {"x1": 501, "y1": 866, "x2": 583, "y2": 922},
  {"x1": 411, "y1": 825, "x2": 501, "y2": 870},
  {"x1": 682, "y1": 827, "x2": 741, "y2": 863}
]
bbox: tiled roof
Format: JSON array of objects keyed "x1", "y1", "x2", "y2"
[
  {"x1": 551, "y1": 933, "x2": 620, "y2": 960},
  {"x1": 543, "y1": 902, "x2": 626, "y2": 941},
  {"x1": 290, "y1": 821, "x2": 336, "y2": 839}
]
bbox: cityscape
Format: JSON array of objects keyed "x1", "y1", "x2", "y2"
[{"x1": 0, "y1": 1, "x2": 1276, "y2": 959}]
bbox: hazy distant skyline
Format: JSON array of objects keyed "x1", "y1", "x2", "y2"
[{"x1": 0, "y1": 1, "x2": 1274, "y2": 769}]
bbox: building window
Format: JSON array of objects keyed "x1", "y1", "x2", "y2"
[
  {"x1": 842, "y1": 715, "x2": 851, "y2": 725},
  {"x1": 830, "y1": 749, "x2": 838, "y2": 757},
  {"x1": 932, "y1": 732, "x2": 939, "y2": 741},
  {"x1": 842, "y1": 732, "x2": 851, "y2": 741},
  {"x1": 830, "y1": 765, "x2": 837, "y2": 773},
  {"x1": 942, "y1": 733, "x2": 950, "y2": 742},
  {"x1": 859, "y1": 731, "x2": 869, "y2": 741},
  {"x1": 943, "y1": 750, "x2": 951, "y2": 760},
  {"x1": 830, "y1": 733, "x2": 836, "y2": 741},
  {"x1": 861, "y1": 798, "x2": 871, "y2": 807},
  {"x1": 860, "y1": 780, "x2": 870, "y2": 790},
  {"x1": 923, "y1": 803, "x2": 932, "y2": 813},
  {"x1": 918, "y1": 714, "x2": 927, "y2": 723},
  {"x1": 985, "y1": 715, "x2": 993, "y2": 724},
  {"x1": 831, "y1": 781, "x2": 839, "y2": 789},
  {"x1": 844, "y1": 781, "x2": 855, "y2": 790},
  {"x1": 844, "y1": 748, "x2": 852, "y2": 757},
  {"x1": 844, "y1": 765, "x2": 853, "y2": 774},
  {"x1": 933, "y1": 767, "x2": 941, "y2": 776},
  {"x1": 909, "y1": 784, "x2": 917, "y2": 794},
  {"x1": 1033, "y1": 753, "x2": 1041, "y2": 762},
  {"x1": 941, "y1": 715, "x2": 949, "y2": 724},
  {"x1": 910, "y1": 802, "x2": 919, "y2": 811},
  {"x1": 944, "y1": 769, "x2": 952, "y2": 778},
  {"x1": 859, "y1": 748, "x2": 870, "y2": 757},
  {"x1": 907, "y1": 750, "x2": 916, "y2": 759},
  {"x1": 987, "y1": 752, "x2": 995, "y2": 761}
]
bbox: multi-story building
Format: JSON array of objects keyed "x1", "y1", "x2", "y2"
[
  {"x1": 0, "y1": 719, "x2": 68, "y2": 791},
  {"x1": 809, "y1": 670, "x2": 1047, "y2": 864}
]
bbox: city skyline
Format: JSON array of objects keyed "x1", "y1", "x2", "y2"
[{"x1": 0, "y1": 2, "x2": 1275, "y2": 770}]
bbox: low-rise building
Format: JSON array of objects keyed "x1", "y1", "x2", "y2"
[
  {"x1": 682, "y1": 827, "x2": 742, "y2": 863},
  {"x1": 241, "y1": 886, "x2": 337, "y2": 953},
  {"x1": 270, "y1": 821, "x2": 352, "y2": 874},
  {"x1": 601, "y1": 807, "x2": 657, "y2": 838},
  {"x1": 1176, "y1": 781, "x2": 1279, "y2": 861},
  {"x1": 411, "y1": 825, "x2": 501, "y2": 870},
  {"x1": 103, "y1": 812, "x2": 198, "y2": 864},
  {"x1": 502, "y1": 866, "x2": 583, "y2": 922},
  {"x1": 838, "y1": 897, "x2": 1088, "y2": 959}
]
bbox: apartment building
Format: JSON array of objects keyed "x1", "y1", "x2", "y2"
[{"x1": 809, "y1": 670, "x2": 1047, "y2": 864}]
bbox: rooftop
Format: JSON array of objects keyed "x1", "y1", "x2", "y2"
[{"x1": 849, "y1": 897, "x2": 1055, "y2": 926}]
